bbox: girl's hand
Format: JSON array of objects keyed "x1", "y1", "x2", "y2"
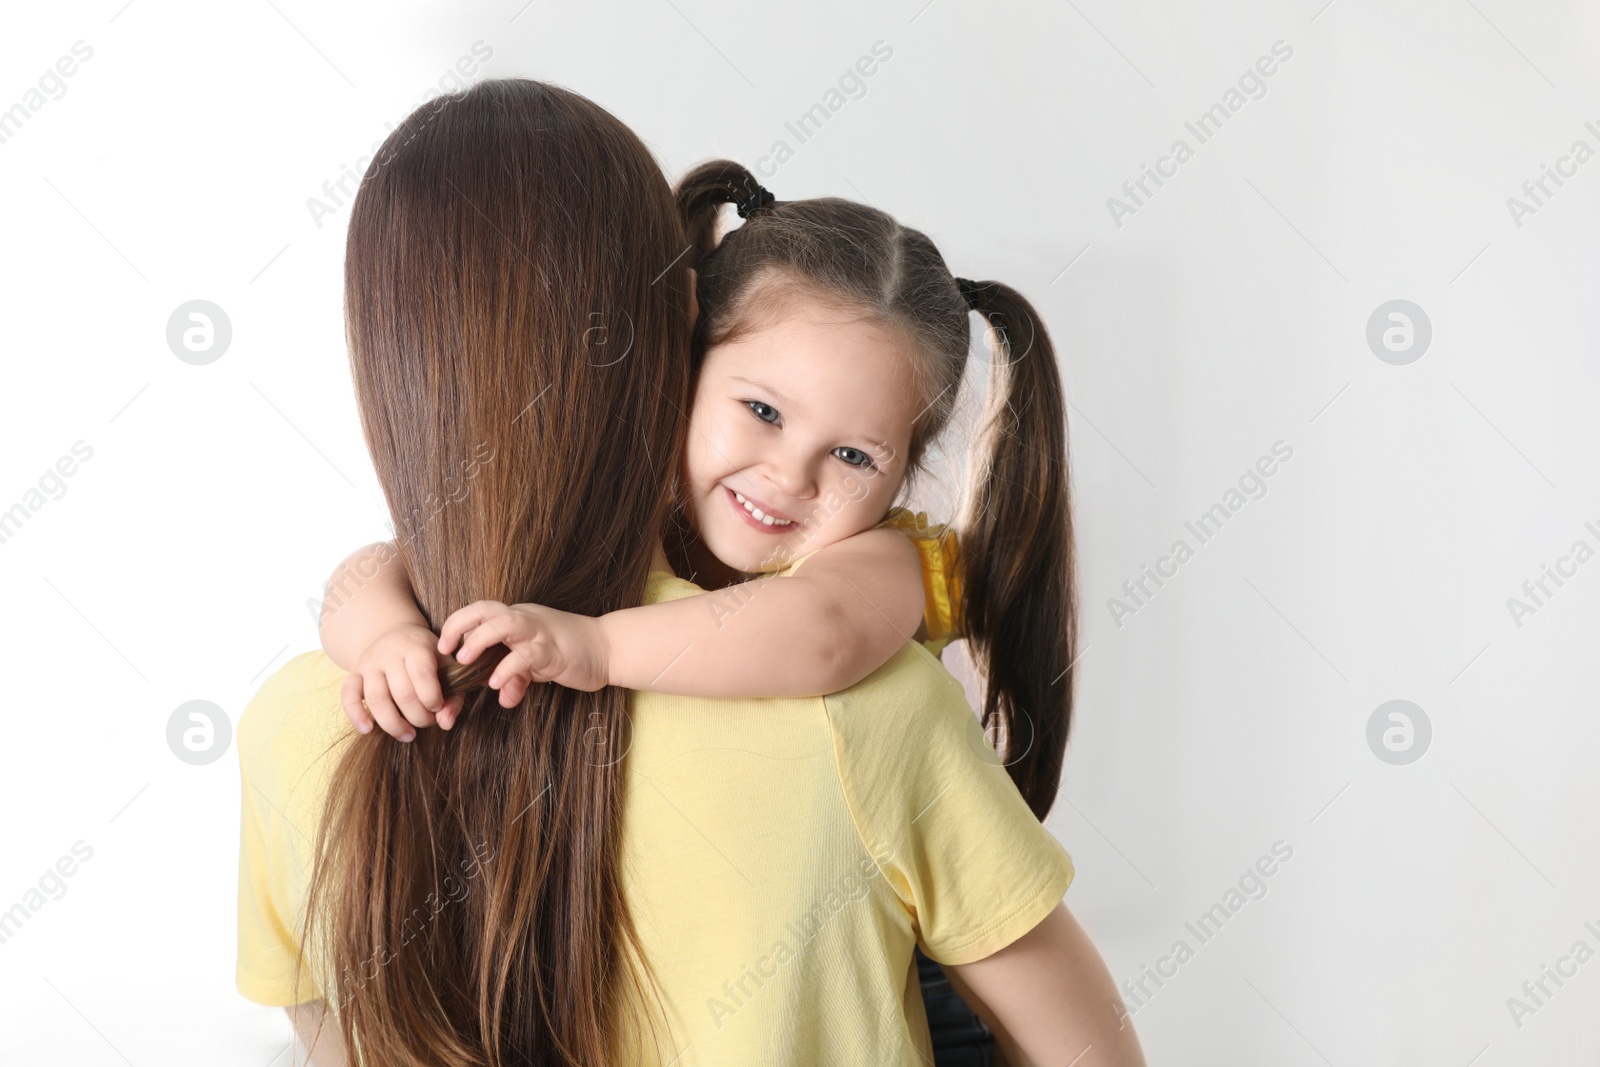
[
  {"x1": 438, "y1": 600, "x2": 612, "y2": 703},
  {"x1": 339, "y1": 623, "x2": 465, "y2": 741}
]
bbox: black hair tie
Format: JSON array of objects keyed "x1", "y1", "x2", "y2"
[
  {"x1": 954, "y1": 276, "x2": 987, "y2": 308},
  {"x1": 732, "y1": 178, "x2": 776, "y2": 219}
]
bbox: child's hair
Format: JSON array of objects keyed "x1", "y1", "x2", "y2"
[{"x1": 674, "y1": 160, "x2": 1078, "y2": 821}]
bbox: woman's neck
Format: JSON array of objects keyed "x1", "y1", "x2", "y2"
[
  {"x1": 650, "y1": 538, "x2": 675, "y2": 577},
  {"x1": 694, "y1": 541, "x2": 750, "y2": 590},
  {"x1": 663, "y1": 529, "x2": 746, "y2": 591}
]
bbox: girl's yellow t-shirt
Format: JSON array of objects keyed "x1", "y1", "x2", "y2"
[
  {"x1": 876, "y1": 506, "x2": 965, "y2": 657},
  {"x1": 236, "y1": 568, "x2": 1072, "y2": 1065}
]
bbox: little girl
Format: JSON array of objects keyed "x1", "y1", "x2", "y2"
[{"x1": 321, "y1": 159, "x2": 1078, "y2": 824}]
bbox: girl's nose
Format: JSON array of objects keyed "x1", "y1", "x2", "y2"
[{"x1": 767, "y1": 447, "x2": 818, "y2": 501}]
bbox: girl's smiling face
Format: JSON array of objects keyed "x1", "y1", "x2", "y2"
[{"x1": 680, "y1": 287, "x2": 925, "y2": 577}]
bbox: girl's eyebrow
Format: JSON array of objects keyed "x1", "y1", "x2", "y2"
[{"x1": 729, "y1": 375, "x2": 792, "y2": 405}]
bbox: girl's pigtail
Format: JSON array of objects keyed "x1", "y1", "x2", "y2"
[
  {"x1": 673, "y1": 159, "x2": 772, "y2": 266},
  {"x1": 957, "y1": 279, "x2": 1077, "y2": 821}
]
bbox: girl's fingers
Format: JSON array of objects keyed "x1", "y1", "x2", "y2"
[
  {"x1": 436, "y1": 613, "x2": 470, "y2": 655},
  {"x1": 492, "y1": 645, "x2": 546, "y2": 691},
  {"x1": 405, "y1": 652, "x2": 446, "y2": 713},
  {"x1": 439, "y1": 600, "x2": 507, "y2": 656},
  {"x1": 388, "y1": 668, "x2": 437, "y2": 730},
  {"x1": 489, "y1": 659, "x2": 514, "y2": 689},
  {"x1": 455, "y1": 613, "x2": 518, "y2": 665},
  {"x1": 498, "y1": 675, "x2": 529, "y2": 707},
  {"x1": 363, "y1": 673, "x2": 415, "y2": 743},
  {"x1": 341, "y1": 673, "x2": 374, "y2": 734},
  {"x1": 437, "y1": 693, "x2": 466, "y2": 731}
]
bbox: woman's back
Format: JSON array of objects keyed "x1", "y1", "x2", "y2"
[{"x1": 237, "y1": 568, "x2": 1073, "y2": 1064}]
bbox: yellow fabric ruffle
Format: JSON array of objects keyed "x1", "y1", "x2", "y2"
[{"x1": 877, "y1": 506, "x2": 964, "y2": 657}]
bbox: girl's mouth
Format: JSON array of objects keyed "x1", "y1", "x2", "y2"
[{"x1": 723, "y1": 484, "x2": 794, "y2": 533}]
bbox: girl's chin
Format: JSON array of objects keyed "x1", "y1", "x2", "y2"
[
  {"x1": 703, "y1": 529, "x2": 785, "y2": 576},
  {"x1": 710, "y1": 538, "x2": 769, "y2": 575}
]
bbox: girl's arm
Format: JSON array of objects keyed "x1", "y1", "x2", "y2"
[
  {"x1": 602, "y1": 526, "x2": 926, "y2": 697},
  {"x1": 318, "y1": 541, "x2": 425, "y2": 669},
  {"x1": 439, "y1": 527, "x2": 927, "y2": 704},
  {"x1": 320, "y1": 541, "x2": 463, "y2": 739}
]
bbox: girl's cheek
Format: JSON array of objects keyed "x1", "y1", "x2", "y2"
[
  {"x1": 685, "y1": 428, "x2": 723, "y2": 486},
  {"x1": 840, "y1": 471, "x2": 871, "y2": 504},
  {"x1": 705, "y1": 422, "x2": 755, "y2": 478}
]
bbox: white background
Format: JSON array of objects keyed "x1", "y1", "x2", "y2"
[{"x1": 1, "y1": 1, "x2": 1597, "y2": 1064}]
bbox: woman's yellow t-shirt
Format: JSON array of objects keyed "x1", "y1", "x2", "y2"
[{"x1": 237, "y1": 569, "x2": 1072, "y2": 1065}]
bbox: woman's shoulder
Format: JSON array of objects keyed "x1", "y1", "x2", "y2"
[
  {"x1": 237, "y1": 650, "x2": 353, "y2": 790},
  {"x1": 819, "y1": 643, "x2": 1074, "y2": 963},
  {"x1": 239, "y1": 651, "x2": 345, "y2": 730},
  {"x1": 645, "y1": 568, "x2": 705, "y2": 602},
  {"x1": 819, "y1": 642, "x2": 984, "y2": 787},
  {"x1": 236, "y1": 650, "x2": 351, "y2": 1007}
]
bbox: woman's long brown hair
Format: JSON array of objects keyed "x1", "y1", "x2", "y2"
[{"x1": 300, "y1": 80, "x2": 693, "y2": 1066}]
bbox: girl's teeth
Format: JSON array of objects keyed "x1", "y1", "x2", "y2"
[{"x1": 732, "y1": 489, "x2": 791, "y2": 526}]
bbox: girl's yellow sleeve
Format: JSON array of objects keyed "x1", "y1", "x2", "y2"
[{"x1": 877, "y1": 508, "x2": 965, "y2": 658}]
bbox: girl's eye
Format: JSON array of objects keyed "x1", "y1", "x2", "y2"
[
  {"x1": 744, "y1": 400, "x2": 780, "y2": 425},
  {"x1": 833, "y1": 446, "x2": 876, "y2": 470}
]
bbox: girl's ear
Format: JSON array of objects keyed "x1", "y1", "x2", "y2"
[{"x1": 688, "y1": 268, "x2": 699, "y2": 327}]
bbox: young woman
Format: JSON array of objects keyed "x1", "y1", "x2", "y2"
[
  {"x1": 234, "y1": 78, "x2": 1145, "y2": 1067},
  {"x1": 318, "y1": 160, "x2": 1080, "y2": 1066}
]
